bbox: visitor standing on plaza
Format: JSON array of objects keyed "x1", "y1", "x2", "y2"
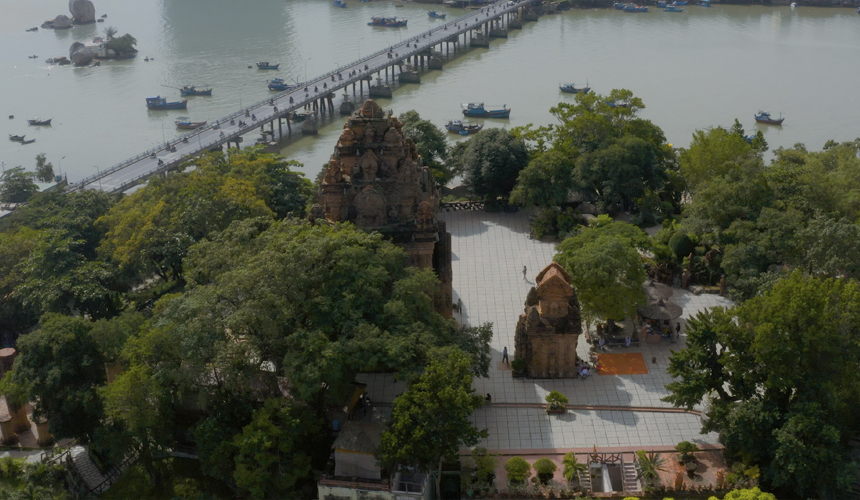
[
  {"x1": 522, "y1": 266, "x2": 527, "y2": 280},
  {"x1": 502, "y1": 346, "x2": 509, "y2": 365}
]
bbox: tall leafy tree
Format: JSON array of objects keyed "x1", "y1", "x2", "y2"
[
  {"x1": 450, "y1": 128, "x2": 529, "y2": 202},
  {"x1": 377, "y1": 349, "x2": 486, "y2": 472},
  {"x1": 4, "y1": 314, "x2": 105, "y2": 441},
  {"x1": 34, "y1": 154, "x2": 55, "y2": 183},
  {"x1": 509, "y1": 150, "x2": 574, "y2": 208},
  {"x1": 398, "y1": 110, "x2": 452, "y2": 185},
  {"x1": 0, "y1": 167, "x2": 38, "y2": 203}
]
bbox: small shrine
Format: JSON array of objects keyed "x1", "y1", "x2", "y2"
[
  {"x1": 513, "y1": 263, "x2": 583, "y2": 378},
  {"x1": 310, "y1": 100, "x2": 452, "y2": 317}
]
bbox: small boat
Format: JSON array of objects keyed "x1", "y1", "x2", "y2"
[
  {"x1": 368, "y1": 16, "x2": 408, "y2": 27},
  {"x1": 673, "y1": 0, "x2": 688, "y2": 4},
  {"x1": 446, "y1": 120, "x2": 483, "y2": 134},
  {"x1": 664, "y1": 5, "x2": 684, "y2": 11},
  {"x1": 428, "y1": 10, "x2": 447, "y2": 18},
  {"x1": 754, "y1": 110, "x2": 784, "y2": 125},
  {"x1": 27, "y1": 118, "x2": 52, "y2": 126},
  {"x1": 21, "y1": 139, "x2": 36, "y2": 145},
  {"x1": 268, "y1": 78, "x2": 298, "y2": 91},
  {"x1": 180, "y1": 85, "x2": 212, "y2": 96},
  {"x1": 9, "y1": 134, "x2": 25, "y2": 142},
  {"x1": 175, "y1": 117, "x2": 207, "y2": 129},
  {"x1": 333, "y1": 0, "x2": 347, "y2": 7},
  {"x1": 146, "y1": 96, "x2": 188, "y2": 110},
  {"x1": 790, "y1": 2, "x2": 797, "y2": 7},
  {"x1": 657, "y1": 1, "x2": 667, "y2": 7},
  {"x1": 624, "y1": 4, "x2": 648, "y2": 12},
  {"x1": 605, "y1": 100, "x2": 631, "y2": 108},
  {"x1": 614, "y1": 2, "x2": 627, "y2": 8},
  {"x1": 559, "y1": 82, "x2": 590, "y2": 94},
  {"x1": 256, "y1": 62, "x2": 280, "y2": 70},
  {"x1": 462, "y1": 103, "x2": 511, "y2": 118},
  {"x1": 744, "y1": 135, "x2": 756, "y2": 143},
  {"x1": 696, "y1": 0, "x2": 711, "y2": 6},
  {"x1": 26, "y1": 27, "x2": 38, "y2": 32},
  {"x1": 290, "y1": 111, "x2": 310, "y2": 122},
  {"x1": 28, "y1": 55, "x2": 39, "y2": 59}
]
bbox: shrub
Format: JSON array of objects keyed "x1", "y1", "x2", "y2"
[
  {"x1": 635, "y1": 450, "x2": 667, "y2": 483},
  {"x1": 675, "y1": 441, "x2": 700, "y2": 463},
  {"x1": 504, "y1": 456, "x2": 531, "y2": 484},
  {"x1": 668, "y1": 232, "x2": 694, "y2": 259},
  {"x1": 511, "y1": 358, "x2": 527, "y2": 373},
  {"x1": 545, "y1": 391, "x2": 568, "y2": 410},
  {"x1": 532, "y1": 458, "x2": 557, "y2": 485},
  {"x1": 562, "y1": 452, "x2": 587, "y2": 483}
]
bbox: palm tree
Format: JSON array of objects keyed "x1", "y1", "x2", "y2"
[
  {"x1": 104, "y1": 26, "x2": 117, "y2": 39},
  {"x1": 562, "y1": 452, "x2": 588, "y2": 484},
  {"x1": 635, "y1": 450, "x2": 667, "y2": 487}
]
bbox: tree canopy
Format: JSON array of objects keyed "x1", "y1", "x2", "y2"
[
  {"x1": 398, "y1": 110, "x2": 452, "y2": 185},
  {"x1": 0, "y1": 168, "x2": 39, "y2": 204},
  {"x1": 450, "y1": 128, "x2": 529, "y2": 202}
]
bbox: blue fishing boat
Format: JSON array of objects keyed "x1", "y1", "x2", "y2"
[
  {"x1": 445, "y1": 120, "x2": 483, "y2": 134},
  {"x1": 175, "y1": 117, "x2": 207, "y2": 130},
  {"x1": 559, "y1": 82, "x2": 590, "y2": 94},
  {"x1": 180, "y1": 85, "x2": 212, "y2": 96},
  {"x1": 624, "y1": 4, "x2": 648, "y2": 11},
  {"x1": 605, "y1": 100, "x2": 631, "y2": 108},
  {"x1": 754, "y1": 110, "x2": 784, "y2": 125},
  {"x1": 256, "y1": 62, "x2": 280, "y2": 70},
  {"x1": 368, "y1": 16, "x2": 408, "y2": 27},
  {"x1": 696, "y1": 0, "x2": 711, "y2": 6},
  {"x1": 146, "y1": 96, "x2": 188, "y2": 110},
  {"x1": 657, "y1": 1, "x2": 667, "y2": 7},
  {"x1": 428, "y1": 10, "x2": 447, "y2": 18},
  {"x1": 744, "y1": 135, "x2": 756, "y2": 143},
  {"x1": 664, "y1": 5, "x2": 684, "y2": 11},
  {"x1": 268, "y1": 78, "x2": 298, "y2": 91},
  {"x1": 673, "y1": 1, "x2": 688, "y2": 5},
  {"x1": 333, "y1": 0, "x2": 347, "y2": 7},
  {"x1": 614, "y1": 2, "x2": 627, "y2": 8},
  {"x1": 462, "y1": 103, "x2": 510, "y2": 118}
]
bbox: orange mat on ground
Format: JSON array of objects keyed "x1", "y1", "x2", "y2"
[{"x1": 596, "y1": 353, "x2": 649, "y2": 376}]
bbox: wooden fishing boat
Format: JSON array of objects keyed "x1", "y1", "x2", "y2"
[
  {"x1": 180, "y1": 85, "x2": 212, "y2": 96},
  {"x1": 624, "y1": 4, "x2": 648, "y2": 12},
  {"x1": 146, "y1": 96, "x2": 188, "y2": 110},
  {"x1": 368, "y1": 16, "x2": 408, "y2": 27},
  {"x1": 461, "y1": 103, "x2": 510, "y2": 118},
  {"x1": 614, "y1": 2, "x2": 627, "y2": 9},
  {"x1": 446, "y1": 120, "x2": 483, "y2": 134},
  {"x1": 333, "y1": 0, "x2": 347, "y2": 7},
  {"x1": 21, "y1": 139, "x2": 36, "y2": 144},
  {"x1": 428, "y1": 10, "x2": 447, "y2": 18},
  {"x1": 175, "y1": 117, "x2": 207, "y2": 129},
  {"x1": 559, "y1": 82, "x2": 590, "y2": 94},
  {"x1": 27, "y1": 118, "x2": 52, "y2": 125},
  {"x1": 754, "y1": 110, "x2": 784, "y2": 125},
  {"x1": 256, "y1": 62, "x2": 280, "y2": 70},
  {"x1": 9, "y1": 134, "x2": 26, "y2": 142},
  {"x1": 664, "y1": 5, "x2": 684, "y2": 11},
  {"x1": 268, "y1": 78, "x2": 298, "y2": 91}
]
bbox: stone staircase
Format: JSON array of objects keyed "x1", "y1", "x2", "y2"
[
  {"x1": 67, "y1": 445, "x2": 134, "y2": 497},
  {"x1": 622, "y1": 459, "x2": 641, "y2": 493},
  {"x1": 577, "y1": 469, "x2": 592, "y2": 493}
]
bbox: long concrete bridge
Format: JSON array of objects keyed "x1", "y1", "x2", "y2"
[{"x1": 73, "y1": 0, "x2": 536, "y2": 193}]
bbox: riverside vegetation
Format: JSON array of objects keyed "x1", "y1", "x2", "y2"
[{"x1": 1, "y1": 95, "x2": 857, "y2": 497}]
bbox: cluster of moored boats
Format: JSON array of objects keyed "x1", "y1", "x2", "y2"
[
  {"x1": 7, "y1": 117, "x2": 53, "y2": 145},
  {"x1": 613, "y1": 0, "x2": 707, "y2": 12},
  {"x1": 444, "y1": 103, "x2": 510, "y2": 135}
]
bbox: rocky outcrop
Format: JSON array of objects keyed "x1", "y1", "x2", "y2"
[
  {"x1": 69, "y1": 0, "x2": 96, "y2": 24},
  {"x1": 52, "y1": 15, "x2": 73, "y2": 29},
  {"x1": 70, "y1": 42, "x2": 95, "y2": 66}
]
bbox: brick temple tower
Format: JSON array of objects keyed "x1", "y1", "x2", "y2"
[{"x1": 309, "y1": 100, "x2": 453, "y2": 317}]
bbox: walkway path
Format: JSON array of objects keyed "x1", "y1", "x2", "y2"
[{"x1": 72, "y1": 0, "x2": 529, "y2": 194}]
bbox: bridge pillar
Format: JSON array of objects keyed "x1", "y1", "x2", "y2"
[
  {"x1": 428, "y1": 57, "x2": 443, "y2": 70},
  {"x1": 278, "y1": 118, "x2": 283, "y2": 138},
  {"x1": 287, "y1": 117, "x2": 291, "y2": 133},
  {"x1": 399, "y1": 70, "x2": 421, "y2": 84},
  {"x1": 302, "y1": 116, "x2": 318, "y2": 136}
]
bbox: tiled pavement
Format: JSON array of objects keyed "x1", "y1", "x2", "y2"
[{"x1": 360, "y1": 210, "x2": 735, "y2": 453}]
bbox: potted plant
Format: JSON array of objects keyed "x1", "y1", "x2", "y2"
[
  {"x1": 635, "y1": 450, "x2": 667, "y2": 488},
  {"x1": 462, "y1": 447, "x2": 499, "y2": 497},
  {"x1": 504, "y1": 456, "x2": 531, "y2": 487},
  {"x1": 562, "y1": 452, "x2": 587, "y2": 488},
  {"x1": 532, "y1": 458, "x2": 557, "y2": 485},
  {"x1": 511, "y1": 358, "x2": 527, "y2": 377},
  {"x1": 545, "y1": 391, "x2": 568, "y2": 414}
]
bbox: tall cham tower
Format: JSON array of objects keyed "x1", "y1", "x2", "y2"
[{"x1": 309, "y1": 100, "x2": 453, "y2": 317}]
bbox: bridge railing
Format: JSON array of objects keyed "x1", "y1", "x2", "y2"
[{"x1": 79, "y1": 0, "x2": 523, "y2": 190}]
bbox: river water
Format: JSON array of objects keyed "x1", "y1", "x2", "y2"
[{"x1": 2, "y1": 0, "x2": 859, "y2": 183}]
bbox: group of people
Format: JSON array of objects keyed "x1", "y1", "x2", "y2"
[{"x1": 576, "y1": 354, "x2": 601, "y2": 379}]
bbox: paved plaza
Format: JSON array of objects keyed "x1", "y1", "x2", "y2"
[{"x1": 360, "y1": 210, "x2": 735, "y2": 453}]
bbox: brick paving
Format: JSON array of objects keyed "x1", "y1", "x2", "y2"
[{"x1": 360, "y1": 210, "x2": 735, "y2": 453}]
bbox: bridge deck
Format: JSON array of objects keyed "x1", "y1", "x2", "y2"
[{"x1": 75, "y1": 0, "x2": 527, "y2": 193}]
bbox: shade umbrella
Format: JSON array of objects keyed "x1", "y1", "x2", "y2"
[
  {"x1": 643, "y1": 279, "x2": 673, "y2": 302},
  {"x1": 638, "y1": 298, "x2": 682, "y2": 320}
]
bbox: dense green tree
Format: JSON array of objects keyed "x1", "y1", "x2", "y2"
[
  {"x1": 4, "y1": 314, "x2": 105, "y2": 441},
  {"x1": 398, "y1": 110, "x2": 452, "y2": 185},
  {"x1": 107, "y1": 33, "x2": 137, "y2": 56},
  {"x1": 450, "y1": 128, "x2": 529, "y2": 202},
  {"x1": 555, "y1": 231, "x2": 646, "y2": 323},
  {"x1": 232, "y1": 398, "x2": 322, "y2": 499},
  {"x1": 34, "y1": 154, "x2": 54, "y2": 183},
  {"x1": 377, "y1": 349, "x2": 486, "y2": 472},
  {"x1": 679, "y1": 126, "x2": 761, "y2": 192},
  {"x1": 0, "y1": 168, "x2": 38, "y2": 203},
  {"x1": 194, "y1": 392, "x2": 256, "y2": 487},
  {"x1": 663, "y1": 272, "x2": 860, "y2": 498},
  {"x1": 509, "y1": 151, "x2": 574, "y2": 208}
]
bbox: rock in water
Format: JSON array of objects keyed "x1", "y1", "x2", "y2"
[
  {"x1": 70, "y1": 42, "x2": 94, "y2": 66},
  {"x1": 69, "y1": 0, "x2": 96, "y2": 24},
  {"x1": 52, "y1": 15, "x2": 73, "y2": 29}
]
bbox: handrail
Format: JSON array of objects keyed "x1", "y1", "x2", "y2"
[{"x1": 76, "y1": 0, "x2": 524, "y2": 190}]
